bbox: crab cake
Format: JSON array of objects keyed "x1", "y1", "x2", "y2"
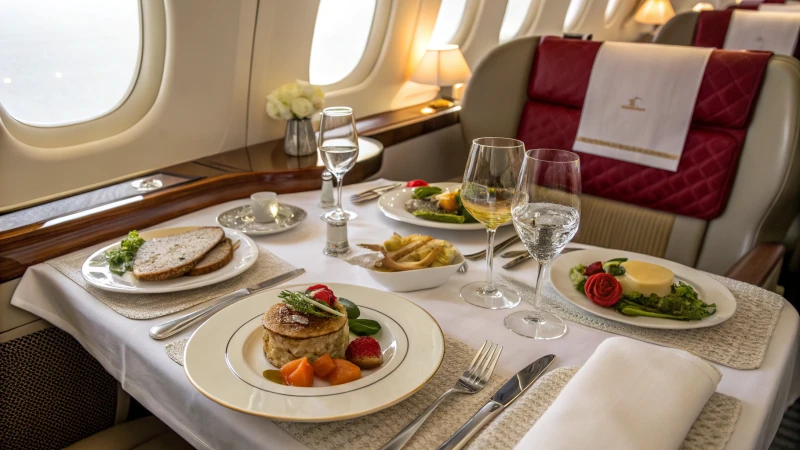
[{"x1": 262, "y1": 302, "x2": 349, "y2": 367}]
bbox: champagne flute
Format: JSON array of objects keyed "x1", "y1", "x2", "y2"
[
  {"x1": 505, "y1": 149, "x2": 581, "y2": 339},
  {"x1": 460, "y1": 137, "x2": 526, "y2": 309},
  {"x1": 318, "y1": 107, "x2": 359, "y2": 222}
]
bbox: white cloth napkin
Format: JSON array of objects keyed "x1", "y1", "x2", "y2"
[
  {"x1": 514, "y1": 337, "x2": 721, "y2": 450},
  {"x1": 725, "y1": 10, "x2": 800, "y2": 55},
  {"x1": 573, "y1": 42, "x2": 712, "y2": 172},
  {"x1": 760, "y1": 4, "x2": 800, "y2": 12}
]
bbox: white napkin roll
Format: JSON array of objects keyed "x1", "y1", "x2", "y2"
[{"x1": 514, "y1": 337, "x2": 721, "y2": 450}]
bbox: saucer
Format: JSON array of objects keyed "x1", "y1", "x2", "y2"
[{"x1": 217, "y1": 204, "x2": 307, "y2": 236}]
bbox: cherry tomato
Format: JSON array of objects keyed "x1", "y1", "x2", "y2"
[{"x1": 406, "y1": 180, "x2": 429, "y2": 187}]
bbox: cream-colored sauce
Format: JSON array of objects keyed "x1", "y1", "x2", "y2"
[{"x1": 617, "y1": 261, "x2": 674, "y2": 297}]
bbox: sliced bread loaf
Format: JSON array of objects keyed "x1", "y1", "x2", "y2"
[
  {"x1": 187, "y1": 238, "x2": 234, "y2": 276},
  {"x1": 132, "y1": 227, "x2": 225, "y2": 281}
]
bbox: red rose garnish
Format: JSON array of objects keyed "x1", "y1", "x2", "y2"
[
  {"x1": 584, "y1": 273, "x2": 622, "y2": 307},
  {"x1": 585, "y1": 261, "x2": 604, "y2": 276},
  {"x1": 306, "y1": 284, "x2": 329, "y2": 292},
  {"x1": 406, "y1": 180, "x2": 428, "y2": 187}
]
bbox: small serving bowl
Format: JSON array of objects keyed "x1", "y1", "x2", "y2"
[{"x1": 366, "y1": 251, "x2": 465, "y2": 292}]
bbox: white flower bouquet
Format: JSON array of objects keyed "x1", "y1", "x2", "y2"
[{"x1": 266, "y1": 81, "x2": 325, "y2": 120}]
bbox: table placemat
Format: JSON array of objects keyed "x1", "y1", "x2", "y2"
[
  {"x1": 500, "y1": 274, "x2": 783, "y2": 369},
  {"x1": 47, "y1": 240, "x2": 296, "y2": 319},
  {"x1": 468, "y1": 366, "x2": 741, "y2": 450}
]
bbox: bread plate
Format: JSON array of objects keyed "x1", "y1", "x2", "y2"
[
  {"x1": 377, "y1": 182, "x2": 510, "y2": 231},
  {"x1": 548, "y1": 248, "x2": 736, "y2": 330},
  {"x1": 81, "y1": 226, "x2": 258, "y2": 294},
  {"x1": 184, "y1": 283, "x2": 445, "y2": 421}
]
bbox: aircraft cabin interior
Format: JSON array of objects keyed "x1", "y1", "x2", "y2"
[{"x1": 3, "y1": 0, "x2": 800, "y2": 449}]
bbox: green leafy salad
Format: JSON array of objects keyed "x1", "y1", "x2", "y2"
[
  {"x1": 569, "y1": 258, "x2": 716, "y2": 321},
  {"x1": 105, "y1": 231, "x2": 146, "y2": 275},
  {"x1": 403, "y1": 185, "x2": 478, "y2": 224}
]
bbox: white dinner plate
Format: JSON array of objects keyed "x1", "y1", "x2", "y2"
[
  {"x1": 378, "y1": 182, "x2": 508, "y2": 231},
  {"x1": 81, "y1": 226, "x2": 258, "y2": 294},
  {"x1": 184, "y1": 283, "x2": 445, "y2": 421},
  {"x1": 548, "y1": 248, "x2": 736, "y2": 330}
]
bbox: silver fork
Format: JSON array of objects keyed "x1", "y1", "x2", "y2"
[{"x1": 379, "y1": 341, "x2": 502, "y2": 450}]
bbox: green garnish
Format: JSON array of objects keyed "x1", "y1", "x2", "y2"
[
  {"x1": 105, "y1": 230, "x2": 145, "y2": 275},
  {"x1": 278, "y1": 290, "x2": 334, "y2": 318},
  {"x1": 455, "y1": 192, "x2": 478, "y2": 223},
  {"x1": 349, "y1": 319, "x2": 381, "y2": 336},
  {"x1": 602, "y1": 259, "x2": 626, "y2": 276},
  {"x1": 338, "y1": 298, "x2": 361, "y2": 319},
  {"x1": 412, "y1": 186, "x2": 443, "y2": 199},
  {"x1": 614, "y1": 282, "x2": 716, "y2": 320},
  {"x1": 569, "y1": 264, "x2": 587, "y2": 293},
  {"x1": 412, "y1": 210, "x2": 466, "y2": 223}
]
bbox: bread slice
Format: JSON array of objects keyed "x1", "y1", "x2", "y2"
[
  {"x1": 132, "y1": 227, "x2": 225, "y2": 281},
  {"x1": 187, "y1": 238, "x2": 234, "y2": 276}
]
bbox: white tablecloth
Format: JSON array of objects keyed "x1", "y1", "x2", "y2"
[{"x1": 11, "y1": 180, "x2": 800, "y2": 450}]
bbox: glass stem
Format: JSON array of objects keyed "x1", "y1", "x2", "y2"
[
  {"x1": 525, "y1": 261, "x2": 548, "y2": 323},
  {"x1": 335, "y1": 175, "x2": 344, "y2": 216},
  {"x1": 484, "y1": 228, "x2": 497, "y2": 292}
]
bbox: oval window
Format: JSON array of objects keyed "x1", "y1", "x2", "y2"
[
  {"x1": 499, "y1": 0, "x2": 537, "y2": 43},
  {"x1": 429, "y1": 0, "x2": 470, "y2": 47}
]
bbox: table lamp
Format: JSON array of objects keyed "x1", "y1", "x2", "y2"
[
  {"x1": 411, "y1": 45, "x2": 471, "y2": 112},
  {"x1": 635, "y1": 0, "x2": 676, "y2": 27}
]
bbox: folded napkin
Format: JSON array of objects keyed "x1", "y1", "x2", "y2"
[
  {"x1": 574, "y1": 42, "x2": 712, "y2": 172},
  {"x1": 760, "y1": 4, "x2": 800, "y2": 12},
  {"x1": 514, "y1": 337, "x2": 721, "y2": 450},
  {"x1": 725, "y1": 10, "x2": 800, "y2": 55}
]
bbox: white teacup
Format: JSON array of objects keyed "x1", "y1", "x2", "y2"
[{"x1": 251, "y1": 192, "x2": 279, "y2": 223}]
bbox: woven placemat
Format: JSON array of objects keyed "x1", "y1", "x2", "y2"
[
  {"x1": 468, "y1": 366, "x2": 741, "y2": 450},
  {"x1": 500, "y1": 274, "x2": 783, "y2": 370},
  {"x1": 47, "y1": 238, "x2": 296, "y2": 319}
]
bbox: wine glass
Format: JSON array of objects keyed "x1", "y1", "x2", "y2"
[
  {"x1": 318, "y1": 107, "x2": 359, "y2": 222},
  {"x1": 460, "y1": 137, "x2": 526, "y2": 309},
  {"x1": 505, "y1": 149, "x2": 581, "y2": 339}
]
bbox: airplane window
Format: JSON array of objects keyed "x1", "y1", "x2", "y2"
[
  {"x1": 564, "y1": 0, "x2": 589, "y2": 32},
  {"x1": 605, "y1": 0, "x2": 638, "y2": 27},
  {"x1": 429, "y1": 0, "x2": 469, "y2": 47},
  {"x1": 309, "y1": 0, "x2": 377, "y2": 86},
  {"x1": 0, "y1": 0, "x2": 141, "y2": 127},
  {"x1": 499, "y1": 0, "x2": 537, "y2": 43}
]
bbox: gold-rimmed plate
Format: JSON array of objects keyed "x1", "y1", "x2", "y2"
[{"x1": 184, "y1": 283, "x2": 445, "y2": 421}]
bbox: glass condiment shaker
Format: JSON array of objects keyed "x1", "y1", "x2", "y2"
[
  {"x1": 324, "y1": 217, "x2": 350, "y2": 256},
  {"x1": 320, "y1": 170, "x2": 335, "y2": 208}
]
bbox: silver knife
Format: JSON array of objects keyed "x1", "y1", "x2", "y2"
[
  {"x1": 502, "y1": 247, "x2": 583, "y2": 269},
  {"x1": 464, "y1": 235, "x2": 521, "y2": 261},
  {"x1": 437, "y1": 354, "x2": 556, "y2": 450},
  {"x1": 148, "y1": 268, "x2": 305, "y2": 340}
]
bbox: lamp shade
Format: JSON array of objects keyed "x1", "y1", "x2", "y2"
[
  {"x1": 410, "y1": 45, "x2": 471, "y2": 87},
  {"x1": 635, "y1": 0, "x2": 676, "y2": 25}
]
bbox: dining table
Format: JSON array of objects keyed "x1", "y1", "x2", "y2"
[{"x1": 10, "y1": 179, "x2": 800, "y2": 450}]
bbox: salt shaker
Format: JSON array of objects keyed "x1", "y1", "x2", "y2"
[
  {"x1": 320, "y1": 170, "x2": 335, "y2": 208},
  {"x1": 324, "y1": 217, "x2": 350, "y2": 256}
]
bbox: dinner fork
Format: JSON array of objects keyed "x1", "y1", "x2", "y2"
[{"x1": 379, "y1": 341, "x2": 502, "y2": 450}]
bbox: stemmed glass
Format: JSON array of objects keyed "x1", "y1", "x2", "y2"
[
  {"x1": 318, "y1": 107, "x2": 359, "y2": 221},
  {"x1": 505, "y1": 149, "x2": 581, "y2": 339},
  {"x1": 460, "y1": 137, "x2": 526, "y2": 309}
]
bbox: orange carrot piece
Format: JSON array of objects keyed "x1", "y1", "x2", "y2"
[
  {"x1": 328, "y1": 359, "x2": 362, "y2": 386},
  {"x1": 312, "y1": 354, "x2": 337, "y2": 378},
  {"x1": 286, "y1": 358, "x2": 314, "y2": 387}
]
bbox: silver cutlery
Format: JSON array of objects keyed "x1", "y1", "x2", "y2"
[
  {"x1": 437, "y1": 354, "x2": 556, "y2": 450},
  {"x1": 349, "y1": 183, "x2": 402, "y2": 201},
  {"x1": 463, "y1": 235, "x2": 521, "y2": 261},
  {"x1": 379, "y1": 341, "x2": 502, "y2": 450},
  {"x1": 502, "y1": 247, "x2": 582, "y2": 270},
  {"x1": 500, "y1": 250, "x2": 527, "y2": 258},
  {"x1": 457, "y1": 261, "x2": 469, "y2": 273},
  {"x1": 149, "y1": 268, "x2": 305, "y2": 340}
]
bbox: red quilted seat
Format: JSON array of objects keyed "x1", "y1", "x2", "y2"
[{"x1": 515, "y1": 37, "x2": 771, "y2": 220}]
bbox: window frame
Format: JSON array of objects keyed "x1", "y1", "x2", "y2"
[
  {"x1": 448, "y1": 0, "x2": 480, "y2": 46},
  {"x1": 0, "y1": 0, "x2": 166, "y2": 148},
  {"x1": 499, "y1": 0, "x2": 543, "y2": 43},
  {"x1": 604, "y1": 0, "x2": 640, "y2": 29},
  {"x1": 563, "y1": 0, "x2": 592, "y2": 33},
  {"x1": 311, "y1": 0, "x2": 392, "y2": 92}
]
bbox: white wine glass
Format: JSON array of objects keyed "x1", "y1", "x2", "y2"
[
  {"x1": 318, "y1": 107, "x2": 359, "y2": 222},
  {"x1": 460, "y1": 137, "x2": 526, "y2": 309},
  {"x1": 505, "y1": 149, "x2": 581, "y2": 339}
]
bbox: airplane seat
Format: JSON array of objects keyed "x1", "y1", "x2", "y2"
[
  {"x1": 460, "y1": 36, "x2": 800, "y2": 285},
  {"x1": 65, "y1": 416, "x2": 192, "y2": 450}
]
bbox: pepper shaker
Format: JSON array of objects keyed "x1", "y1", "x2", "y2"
[
  {"x1": 324, "y1": 217, "x2": 350, "y2": 256},
  {"x1": 320, "y1": 170, "x2": 335, "y2": 208}
]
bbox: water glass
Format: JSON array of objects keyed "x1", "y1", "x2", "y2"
[{"x1": 318, "y1": 107, "x2": 359, "y2": 222}]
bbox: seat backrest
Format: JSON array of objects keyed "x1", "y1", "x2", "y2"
[{"x1": 460, "y1": 36, "x2": 800, "y2": 275}]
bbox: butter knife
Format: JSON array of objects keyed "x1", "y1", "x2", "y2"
[
  {"x1": 437, "y1": 354, "x2": 555, "y2": 450},
  {"x1": 149, "y1": 268, "x2": 305, "y2": 340},
  {"x1": 502, "y1": 247, "x2": 582, "y2": 269}
]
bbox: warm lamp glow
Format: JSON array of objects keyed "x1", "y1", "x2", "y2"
[
  {"x1": 410, "y1": 45, "x2": 471, "y2": 86},
  {"x1": 692, "y1": 2, "x2": 714, "y2": 11},
  {"x1": 635, "y1": 0, "x2": 676, "y2": 25}
]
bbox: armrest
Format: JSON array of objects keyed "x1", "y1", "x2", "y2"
[{"x1": 725, "y1": 243, "x2": 785, "y2": 287}]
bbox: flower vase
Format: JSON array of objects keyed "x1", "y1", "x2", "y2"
[{"x1": 284, "y1": 118, "x2": 316, "y2": 157}]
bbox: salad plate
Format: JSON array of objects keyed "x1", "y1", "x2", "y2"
[
  {"x1": 81, "y1": 226, "x2": 258, "y2": 294},
  {"x1": 184, "y1": 283, "x2": 445, "y2": 421},
  {"x1": 378, "y1": 182, "x2": 508, "y2": 231},
  {"x1": 548, "y1": 249, "x2": 736, "y2": 330}
]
